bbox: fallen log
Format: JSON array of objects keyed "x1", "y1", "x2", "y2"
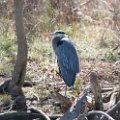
[
  {"x1": 59, "y1": 85, "x2": 90, "y2": 120},
  {"x1": 0, "y1": 110, "x2": 50, "y2": 120},
  {"x1": 87, "y1": 110, "x2": 115, "y2": 120},
  {"x1": 0, "y1": 111, "x2": 43, "y2": 120}
]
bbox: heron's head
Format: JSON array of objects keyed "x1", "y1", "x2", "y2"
[
  {"x1": 41, "y1": 30, "x2": 67, "y2": 39},
  {"x1": 52, "y1": 30, "x2": 68, "y2": 39}
]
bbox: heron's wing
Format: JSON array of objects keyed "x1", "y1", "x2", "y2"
[{"x1": 56, "y1": 38, "x2": 80, "y2": 74}]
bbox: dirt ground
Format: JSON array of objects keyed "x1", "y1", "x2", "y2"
[{"x1": 0, "y1": 59, "x2": 119, "y2": 115}]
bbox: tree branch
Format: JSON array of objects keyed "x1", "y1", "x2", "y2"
[
  {"x1": 0, "y1": 110, "x2": 50, "y2": 120},
  {"x1": 87, "y1": 110, "x2": 115, "y2": 120},
  {"x1": 73, "y1": 0, "x2": 95, "y2": 11},
  {"x1": 59, "y1": 85, "x2": 90, "y2": 120}
]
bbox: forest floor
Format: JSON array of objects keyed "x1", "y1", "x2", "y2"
[
  {"x1": 0, "y1": 37, "x2": 120, "y2": 119},
  {"x1": 0, "y1": 57, "x2": 119, "y2": 115}
]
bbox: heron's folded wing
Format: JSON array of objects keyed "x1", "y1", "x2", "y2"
[{"x1": 56, "y1": 39, "x2": 79, "y2": 73}]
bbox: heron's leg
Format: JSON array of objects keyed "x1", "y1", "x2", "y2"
[
  {"x1": 72, "y1": 85, "x2": 75, "y2": 94},
  {"x1": 65, "y1": 85, "x2": 67, "y2": 96}
]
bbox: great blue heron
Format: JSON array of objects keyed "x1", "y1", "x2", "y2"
[{"x1": 51, "y1": 31, "x2": 80, "y2": 94}]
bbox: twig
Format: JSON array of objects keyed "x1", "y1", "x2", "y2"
[
  {"x1": 101, "y1": 87, "x2": 113, "y2": 92},
  {"x1": 113, "y1": 43, "x2": 120, "y2": 51},
  {"x1": 73, "y1": 0, "x2": 95, "y2": 12}
]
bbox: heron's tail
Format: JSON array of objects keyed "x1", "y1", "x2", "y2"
[{"x1": 62, "y1": 71, "x2": 76, "y2": 87}]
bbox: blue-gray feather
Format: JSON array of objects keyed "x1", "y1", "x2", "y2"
[{"x1": 52, "y1": 31, "x2": 79, "y2": 87}]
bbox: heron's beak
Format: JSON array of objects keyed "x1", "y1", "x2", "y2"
[{"x1": 41, "y1": 33, "x2": 53, "y2": 37}]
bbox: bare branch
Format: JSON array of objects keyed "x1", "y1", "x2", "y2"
[
  {"x1": 0, "y1": 110, "x2": 50, "y2": 120},
  {"x1": 73, "y1": 0, "x2": 95, "y2": 11},
  {"x1": 59, "y1": 85, "x2": 90, "y2": 120},
  {"x1": 87, "y1": 110, "x2": 115, "y2": 120}
]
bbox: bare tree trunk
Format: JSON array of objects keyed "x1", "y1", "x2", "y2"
[
  {"x1": 8, "y1": 0, "x2": 28, "y2": 96},
  {"x1": 90, "y1": 72, "x2": 103, "y2": 110},
  {"x1": 0, "y1": 0, "x2": 28, "y2": 110}
]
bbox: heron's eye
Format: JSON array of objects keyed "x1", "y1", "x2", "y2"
[{"x1": 57, "y1": 40, "x2": 63, "y2": 47}]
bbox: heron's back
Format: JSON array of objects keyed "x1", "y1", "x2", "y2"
[{"x1": 55, "y1": 38, "x2": 80, "y2": 86}]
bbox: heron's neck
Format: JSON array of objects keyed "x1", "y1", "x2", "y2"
[{"x1": 52, "y1": 36, "x2": 62, "y2": 53}]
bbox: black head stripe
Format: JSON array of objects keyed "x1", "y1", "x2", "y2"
[{"x1": 54, "y1": 31, "x2": 65, "y2": 35}]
